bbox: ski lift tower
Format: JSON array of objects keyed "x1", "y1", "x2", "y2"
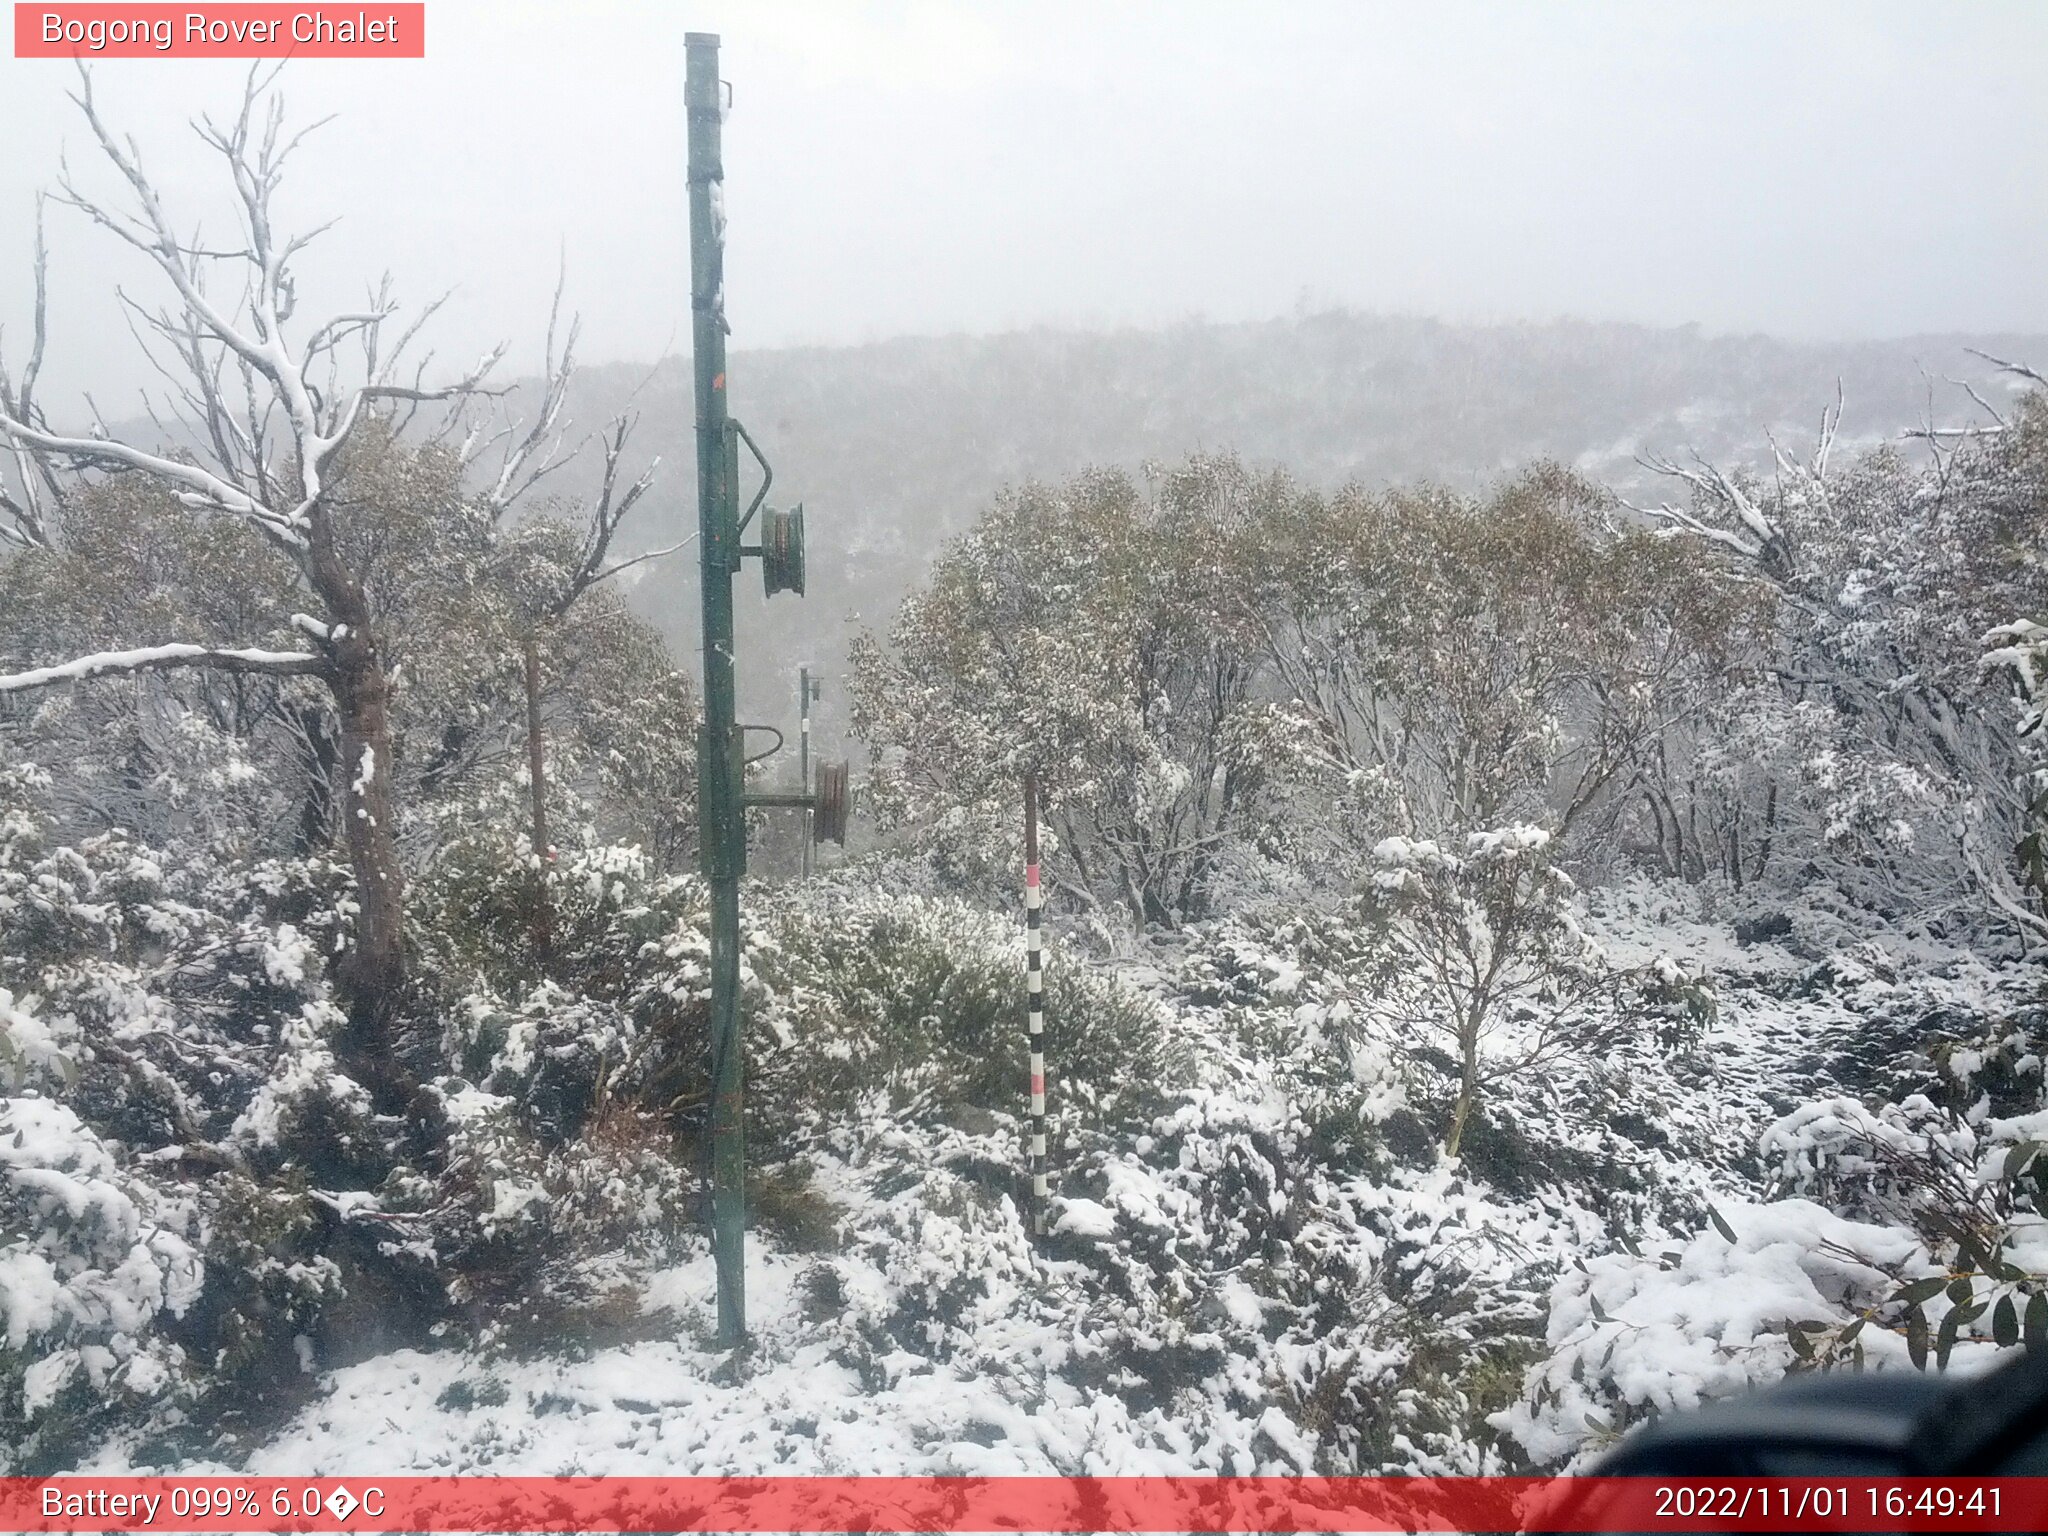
[{"x1": 687, "y1": 32, "x2": 849, "y2": 1347}]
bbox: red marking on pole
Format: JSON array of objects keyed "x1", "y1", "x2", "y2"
[
  {"x1": 712, "y1": 372, "x2": 726, "y2": 390},
  {"x1": 1026, "y1": 861, "x2": 1040, "y2": 887},
  {"x1": 1030, "y1": 1073, "x2": 1045, "y2": 1095}
]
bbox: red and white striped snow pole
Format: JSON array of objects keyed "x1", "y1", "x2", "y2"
[{"x1": 1025, "y1": 776, "x2": 1048, "y2": 1237}]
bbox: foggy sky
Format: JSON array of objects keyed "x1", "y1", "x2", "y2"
[{"x1": 2, "y1": 0, "x2": 2044, "y2": 412}]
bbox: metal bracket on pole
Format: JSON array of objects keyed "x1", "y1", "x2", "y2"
[
  {"x1": 738, "y1": 722, "x2": 786, "y2": 768},
  {"x1": 733, "y1": 419, "x2": 773, "y2": 537},
  {"x1": 740, "y1": 768, "x2": 849, "y2": 845}
]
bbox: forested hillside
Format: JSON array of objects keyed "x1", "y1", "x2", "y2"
[{"x1": 543, "y1": 315, "x2": 2048, "y2": 745}]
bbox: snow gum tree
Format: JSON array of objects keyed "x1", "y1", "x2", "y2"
[
  {"x1": 851, "y1": 458, "x2": 1274, "y2": 926},
  {"x1": 855, "y1": 454, "x2": 1747, "y2": 924},
  {"x1": 0, "y1": 73, "x2": 664, "y2": 1062},
  {"x1": 1640, "y1": 377, "x2": 2048, "y2": 942},
  {"x1": 1236, "y1": 463, "x2": 1751, "y2": 857}
]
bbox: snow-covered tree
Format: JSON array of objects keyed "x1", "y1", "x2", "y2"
[
  {"x1": 1360, "y1": 825, "x2": 1633, "y2": 1159},
  {"x1": 0, "y1": 72, "x2": 665, "y2": 1056},
  {"x1": 852, "y1": 458, "x2": 1276, "y2": 926},
  {"x1": 1236, "y1": 463, "x2": 1749, "y2": 862},
  {"x1": 1637, "y1": 379, "x2": 2048, "y2": 943}
]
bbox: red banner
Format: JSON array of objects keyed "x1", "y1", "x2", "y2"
[
  {"x1": 4, "y1": 1476, "x2": 2045, "y2": 1532},
  {"x1": 13, "y1": 5, "x2": 424, "y2": 58}
]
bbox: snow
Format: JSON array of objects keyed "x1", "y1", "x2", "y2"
[
  {"x1": 0, "y1": 1096, "x2": 203, "y2": 1408},
  {"x1": 483, "y1": 1178, "x2": 547, "y2": 1234},
  {"x1": 232, "y1": 1003, "x2": 371, "y2": 1149},
  {"x1": 1217, "y1": 1279, "x2": 1266, "y2": 1330},
  {"x1": 39, "y1": 883, "x2": 2048, "y2": 1479},
  {"x1": 0, "y1": 1249, "x2": 66, "y2": 1349},
  {"x1": 1495, "y1": 1194, "x2": 2003, "y2": 1468},
  {"x1": 0, "y1": 644, "x2": 321, "y2": 694},
  {"x1": 1049, "y1": 1198, "x2": 1116, "y2": 1238},
  {"x1": 13, "y1": 765, "x2": 2048, "y2": 1480},
  {"x1": 0, "y1": 988, "x2": 73, "y2": 1089},
  {"x1": 262, "y1": 925, "x2": 313, "y2": 987}
]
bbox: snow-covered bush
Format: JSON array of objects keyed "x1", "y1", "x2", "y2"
[
  {"x1": 0, "y1": 985, "x2": 76, "y2": 1093},
  {"x1": 1761, "y1": 1090, "x2": 2048, "y2": 1356},
  {"x1": 747, "y1": 885, "x2": 1172, "y2": 1151},
  {"x1": 382, "y1": 1079, "x2": 694, "y2": 1350},
  {"x1": 231, "y1": 1000, "x2": 380, "y2": 1183},
  {"x1": 1360, "y1": 826, "x2": 1634, "y2": 1158},
  {"x1": 419, "y1": 836, "x2": 714, "y2": 1139},
  {"x1": 1506, "y1": 1027, "x2": 2048, "y2": 1470},
  {"x1": 1498, "y1": 1198, "x2": 1940, "y2": 1468},
  {"x1": 0, "y1": 1092, "x2": 203, "y2": 1471}
]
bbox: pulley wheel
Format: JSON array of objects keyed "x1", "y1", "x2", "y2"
[
  {"x1": 761, "y1": 503, "x2": 806, "y2": 598},
  {"x1": 813, "y1": 759, "x2": 850, "y2": 845}
]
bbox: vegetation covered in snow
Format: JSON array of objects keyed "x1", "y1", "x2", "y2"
[{"x1": 4, "y1": 78, "x2": 2048, "y2": 1481}]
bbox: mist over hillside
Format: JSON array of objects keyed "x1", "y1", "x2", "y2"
[{"x1": 515, "y1": 311, "x2": 2048, "y2": 750}]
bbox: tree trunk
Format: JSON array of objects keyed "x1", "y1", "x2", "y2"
[
  {"x1": 1444, "y1": 1012, "x2": 1482, "y2": 1160},
  {"x1": 300, "y1": 503, "x2": 410, "y2": 1071},
  {"x1": 331, "y1": 633, "x2": 407, "y2": 1043},
  {"x1": 293, "y1": 704, "x2": 339, "y2": 855}
]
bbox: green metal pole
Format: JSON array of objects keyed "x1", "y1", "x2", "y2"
[{"x1": 687, "y1": 30, "x2": 746, "y2": 1347}]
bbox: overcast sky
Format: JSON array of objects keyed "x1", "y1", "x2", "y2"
[{"x1": 2, "y1": 0, "x2": 2044, "y2": 410}]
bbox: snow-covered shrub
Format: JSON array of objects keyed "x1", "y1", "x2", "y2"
[
  {"x1": 1498, "y1": 1198, "x2": 1941, "y2": 1469},
  {"x1": 0, "y1": 772, "x2": 375, "y2": 1459},
  {"x1": 419, "y1": 836, "x2": 713, "y2": 1139},
  {"x1": 231, "y1": 1000, "x2": 381, "y2": 1184},
  {"x1": 171, "y1": 1170, "x2": 344, "y2": 1396},
  {"x1": 398, "y1": 1081, "x2": 694, "y2": 1347},
  {"x1": 419, "y1": 835, "x2": 699, "y2": 992},
  {"x1": 2, "y1": 763, "x2": 354, "y2": 1146},
  {"x1": 442, "y1": 982, "x2": 645, "y2": 1143},
  {"x1": 1360, "y1": 825, "x2": 1634, "y2": 1158},
  {"x1": 829, "y1": 1160, "x2": 1044, "y2": 1368},
  {"x1": 1635, "y1": 955, "x2": 1718, "y2": 1051},
  {"x1": 0, "y1": 1094, "x2": 203, "y2": 1472},
  {"x1": 746, "y1": 885, "x2": 1171, "y2": 1151},
  {"x1": 1507, "y1": 1040, "x2": 2048, "y2": 1469},
  {"x1": 1760, "y1": 1092, "x2": 2048, "y2": 1361},
  {"x1": 0, "y1": 985, "x2": 77, "y2": 1093}
]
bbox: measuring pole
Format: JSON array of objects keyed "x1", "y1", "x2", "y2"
[
  {"x1": 687, "y1": 31, "x2": 747, "y2": 1347},
  {"x1": 799, "y1": 666, "x2": 813, "y2": 878},
  {"x1": 1025, "y1": 777, "x2": 1047, "y2": 1236}
]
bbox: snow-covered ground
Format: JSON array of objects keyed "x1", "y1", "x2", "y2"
[{"x1": 72, "y1": 880, "x2": 2038, "y2": 1477}]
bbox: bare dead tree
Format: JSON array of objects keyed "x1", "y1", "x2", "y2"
[
  {"x1": 0, "y1": 198, "x2": 64, "y2": 550},
  {"x1": 0, "y1": 69, "x2": 661, "y2": 1061}
]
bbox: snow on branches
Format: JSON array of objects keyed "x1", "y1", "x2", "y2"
[{"x1": 1360, "y1": 825, "x2": 1634, "y2": 1159}]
